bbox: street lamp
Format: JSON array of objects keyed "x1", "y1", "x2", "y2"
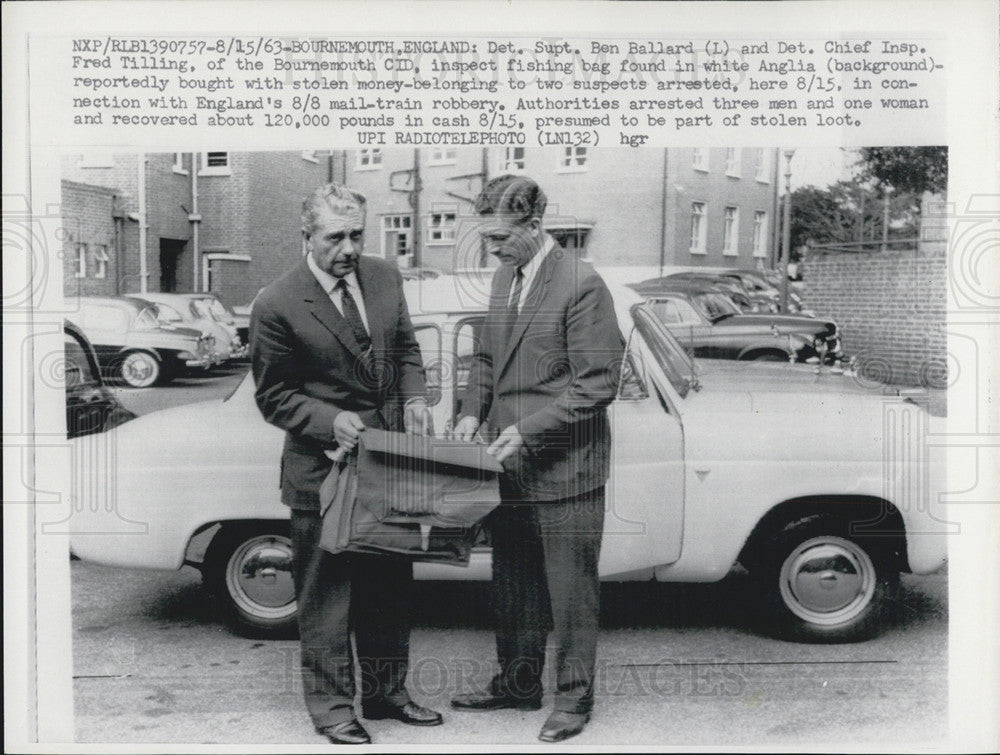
[{"x1": 780, "y1": 149, "x2": 796, "y2": 312}]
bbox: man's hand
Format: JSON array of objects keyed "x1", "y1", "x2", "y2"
[
  {"x1": 404, "y1": 398, "x2": 434, "y2": 437},
  {"x1": 487, "y1": 425, "x2": 524, "y2": 463},
  {"x1": 448, "y1": 415, "x2": 481, "y2": 442},
  {"x1": 332, "y1": 411, "x2": 366, "y2": 451}
]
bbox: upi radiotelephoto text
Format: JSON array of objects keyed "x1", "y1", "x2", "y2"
[{"x1": 68, "y1": 37, "x2": 944, "y2": 145}]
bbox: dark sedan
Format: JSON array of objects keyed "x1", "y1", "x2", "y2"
[
  {"x1": 73, "y1": 297, "x2": 215, "y2": 387},
  {"x1": 64, "y1": 320, "x2": 136, "y2": 438},
  {"x1": 628, "y1": 278, "x2": 843, "y2": 363}
]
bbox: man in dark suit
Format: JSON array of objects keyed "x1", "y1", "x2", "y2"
[
  {"x1": 250, "y1": 183, "x2": 442, "y2": 745},
  {"x1": 449, "y1": 175, "x2": 625, "y2": 742}
]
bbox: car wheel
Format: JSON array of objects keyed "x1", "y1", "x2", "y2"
[
  {"x1": 117, "y1": 350, "x2": 161, "y2": 388},
  {"x1": 755, "y1": 514, "x2": 897, "y2": 642},
  {"x1": 203, "y1": 524, "x2": 298, "y2": 638}
]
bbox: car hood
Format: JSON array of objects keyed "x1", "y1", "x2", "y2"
[
  {"x1": 713, "y1": 313, "x2": 835, "y2": 333},
  {"x1": 689, "y1": 359, "x2": 917, "y2": 406}
]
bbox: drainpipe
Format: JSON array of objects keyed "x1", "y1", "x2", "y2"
[
  {"x1": 137, "y1": 152, "x2": 148, "y2": 293},
  {"x1": 659, "y1": 148, "x2": 668, "y2": 277},
  {"x1": 190, "y1": 153, "x2": 201, "y2": 292},
  {"x1": 770, "y1": 147, "x2": 781, "y2": 268},
  {"x1": 112, "y1": 196, "x2": 124, "y2": 295},
  {"x1": 411, "y1": 148, "x2": 421, "y2": 268},
  {"x1": 341, "y1": 150, "x2": 348, "y2": 184}
]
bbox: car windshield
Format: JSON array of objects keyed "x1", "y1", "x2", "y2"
[
  {"x1": 64, "y1": 331, "x2": 100, "y2": 387},
  {"x1": 134, "y1": 306, "x2": 160, "y2": 330},
  {"x1": 630, "y1": 304, "x2": 698, "y2": 396},
  {"x1": 692, "y1": 292, "x2": 740, "y2": 321},
  {"x1": 155, "y1": 303, "x2": 184, "y2": 323}
]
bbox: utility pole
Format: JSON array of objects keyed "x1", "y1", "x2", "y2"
[{"x1": 780, "y1": 149, "x2": 795, "y2": 312}]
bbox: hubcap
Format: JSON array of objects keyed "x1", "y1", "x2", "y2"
[
  {"x1": 779, "y1": 536, "x2": 876, "y2": 625},
  {"x1": 122, "y1": 353, "x2": 156, "y2": 386},
  {"x1": 225, "y1": 535, "x2": 296, "y2": 620}
]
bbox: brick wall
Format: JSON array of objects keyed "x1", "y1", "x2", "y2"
[
  {"x1": 802, "y1": 248, "x2": 948, "y2": 388},
  {"x1": 61, "y1": 180, "x2": 119, "y2": 299}
]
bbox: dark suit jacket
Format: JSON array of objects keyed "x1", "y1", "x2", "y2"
[
  {"x1": 250, "y1": 256, "x2": 425, "y2": 509},
  {"x1": 459, "y1": 245, "x2": 625, "y2": 501}
]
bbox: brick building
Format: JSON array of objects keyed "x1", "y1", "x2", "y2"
[
  {"x1": 332, "y1": 146, "x2": 781, "y2": 273},
  {"x1": 61, "y1": 147, "x2": 779, "y2": 305},
  {"x1": 60, "y1": 151, "x2": 331, "y2": 306}
]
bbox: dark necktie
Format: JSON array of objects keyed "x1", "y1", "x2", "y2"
[
  {"x1": 502, "y1": 267, "x2": 524, "y2": 350},
  {"x1": 335, "y1": 278, "x2": 375, "y2": 370}
]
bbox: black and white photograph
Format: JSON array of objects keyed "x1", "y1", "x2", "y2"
[{"x1": 4, "y1": 1, "x2": 999, "y2": 752}]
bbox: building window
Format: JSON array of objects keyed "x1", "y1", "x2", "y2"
[
  {"x1": 428, "y1": 148, "x2": 457, "y2": 165},
  {"x1": 725, "y1": 148, "x2": 741, "y2": 177},
  {"x1": 172, "y1": 153, "x2": 189, "y2": 175},
  {"x1": 689, "y1": 202, "x2": 707, "y2": 254},
  {"x1": 498, "y1": 146, "x2": 526, "y2": 173},
  {"x1": 692, "y1": 148, "x2": 709, "y2": 172},
  {"x1": 548, "y1": 226, "x2": 592, "y2": 258},
  {"x1": 753, "y1": 211, "x2": 769, "y2": 257},
  {"x1": 79, "y1": 151, "x2": 114, "y2": 169},
  {"x1": 427, "y1": 212, "x2": 456, "y2": 244},
  {"x1": 199, "y1": 152, "x2": 231, "y2": 175},
  {"x1": 754, "y1": 149, "x2": 771, "y2": 183},
  {"x1": 723, "y1": 207, "x2": 740, "y2": 256},
  {"x1": 74, "y1": 243, "x2": 87, "y2": 277},
  {"x1": 557, "y1": 146, "x2": 588, "y2": 171},
  {"x1": 356, "y1": 148, "x2": 383, "y2": 170},
  {"x1": 93, "y1": 245, "x2": 109, "y2": 279},
  {"x1": 381, "y1": 214, "x2": 413, "y2": 263}
]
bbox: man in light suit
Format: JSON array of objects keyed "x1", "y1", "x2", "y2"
[
  {"x1": 250, "y1": 184, "x2": 442, "y2": 745},
  {"x1": 449, "y1": 175, "x2": 625, "y2": 742}
]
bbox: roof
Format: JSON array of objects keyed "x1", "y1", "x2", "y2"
[{"x1": 628, "y1": 277, "x2": 733, "y2": 296}]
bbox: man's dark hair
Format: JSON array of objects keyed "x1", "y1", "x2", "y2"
[{"x1": 474, "y1": 174, "x2": 547, "y2": 221}]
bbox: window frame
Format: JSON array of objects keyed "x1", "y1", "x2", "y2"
[
  {"x1": 725, "y1": 148, "x2": 742, "y2": 178},
  {"x1": 722, "y1": 206, "x2": 740, "y2": 256},
  {"x1": 754, "y1": 148, "x2": 772, "y2": 183},
  {"x1": 692, "y1": 148, "x2": 709, "y2": 172},
  {"x1": 426, "y1": 211, "x2": 457, "y2": 245},
  {"x1": 172, "y1": 153, "x2": 189, "y2": 175},
  {"x1": 555, "y1": 146, "x2": 589, "y2": 173},
  {"x1": 199, "y1": 152, "x2": 231, "y2": 176},
  {"x1": 689, "y1": 201, "x2": 708, "y2": 255},
  {"x1": 74, "y1": 243, "x2": 87, "y2": 278},
  {"x1": 753, "y1": 210, "x2": 769, "y2": 258},
  {"x1": 356, "y1": 148, "x2": 383, "y2": 171},
  {"x1": 497, "y1": 146, "x2": 526, "y2": 173},
  {"x1": 427, "y1": 148, "x2": 458, "y2": 166},
  {"x1": 92, "y1": 244, "x2": 109, "y2": 279}
]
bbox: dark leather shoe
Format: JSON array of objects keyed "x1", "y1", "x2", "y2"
[
  {"x1": 451, "y1": 691, "x2": 543, "y2": 712},
  {"x1": 538, "y1": 711, "x2": 590, "y2": 743},
  {"x1": 321, "y1": 719, "x2": 371, "y2": 745},
  {"x1": 362, "y1": 701, "x2": 443, "y2": 727}
]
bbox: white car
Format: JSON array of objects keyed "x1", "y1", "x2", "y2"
[{"x1": 68, "y1": 277, "x2": 947, "y2": 643}]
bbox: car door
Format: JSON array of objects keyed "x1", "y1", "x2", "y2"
[
  {"x1": 647, "y1": 296, "x2": 717, "y2": 358},
  {"x1": 600, "y1": 323, "x2": 685, "y2": 575}
]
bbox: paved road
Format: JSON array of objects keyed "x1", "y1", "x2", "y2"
[
  {"x1": 112, "y1": 361, "x2": 250, "y2": 418},
  {"x1": 72, "y1": 561, "x2": 947, "y2": 747}
]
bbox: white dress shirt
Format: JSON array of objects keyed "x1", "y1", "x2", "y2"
[
  {"x1": 306, "y1": 252, "x2": 371, "y2": 333},
  {"x1": 508, "y1": 235, "x2": 557, "y2": 311}
]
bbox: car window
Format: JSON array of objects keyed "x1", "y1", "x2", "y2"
[
  {"x1": 413, "y1": 324, "x2": 442, "y2": 405},
  {"x1": 64, "y1": 331, "x2": 100, "y2": 387},
  {"x1": 452, "y1": 316, "x2": 485, "y2": 415},
  {"x1": 134, "y1": 307, "x2": 160, "y2": 330},
  {"x1": 156, "y1": 303, "x2": 184, "y2": 323},
  {"x1": 692, "y1": 292, "x2": 740, "y2": 320},
  {"x1": 631, "y1": 304, "x2": 697, "y2": 397},
  {"x1": 190, "y1": 299, "x2": 213, "y2": 319},
  {"x1": 80, "y1": 304, "x2": 127, "y2": 332}
]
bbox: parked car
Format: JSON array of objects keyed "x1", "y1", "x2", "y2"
[
  {"x1": 629, "y1": 278, "x2": 842, "y2": 363},
  {"x1": 715, "y1": 268, "x2": 812, "y2": 315},
  {"x1": 67, "y1": 278, "x2": 946, "y2": 642},
  {"x1": 63, "y1": 320, "x2": 136, "y2": 438},
  {"x1": 662, "y1": 272, "x2": 766, "y2": 313},
  {"x1": 73, "y1": 296, "x2": 215, "y2": 388},
  {"x1": 231, "y1": 304, "x2": 251, "y2": 351},
  {"x1": 128, "y1": 293, "x2": 242, "y2": 363}
]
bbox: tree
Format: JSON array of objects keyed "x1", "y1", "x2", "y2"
[
  {"x1": 857, "y1": 147, "x2": 948, "y2": 196},
  {"x1": 788, "y1": 180, "x2": 920, "y2": 258}
]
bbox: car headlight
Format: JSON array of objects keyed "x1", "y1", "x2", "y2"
[{"x1": 177, "y1": 350, "x2": 195, "y2": 360}]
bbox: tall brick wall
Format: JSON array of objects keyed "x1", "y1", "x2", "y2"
[
  {"x1": 801, "y1": 248, "x2": 948, "y2": 388},
  {"x1": 61, "y1": 180, "x2": 119, "y2": 299}
]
